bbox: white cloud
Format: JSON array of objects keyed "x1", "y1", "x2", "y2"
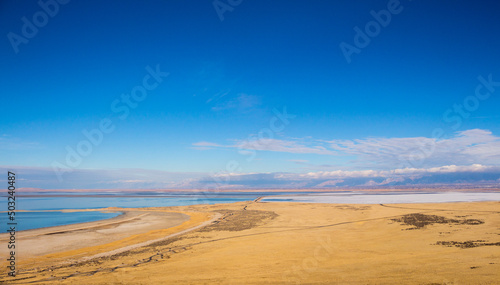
[
  {"x1": 192, "y1": 141, "x2": 222, "y2": 147},
  {"x1": 211, "y1": 164, "x2": 499, "y2": 182},
  {"x1": 191, "y1": 141, "x2": 223, "y2": 150},
  {"x1": 100, "y1": 179, "x2": 146, "y2": 184},
  {"x1": 194, "y1": 128, "x2": 500, "y2": 169},
  {"x1": 4, "y1": 163, "x2": 499, "y2": 190},
  {"x1": 0, "y1": 166, "x2": 208, "y2": 189},
  {"x1": 200, "y1": 164, "x2": 500, "y2": 188},
  {"x1": 288, "y1": 159, "x2": 309, "y2": 165},
  {"x1": 211, "y1": 93, "x2": 261, "y2": 112},
  {"x1": 328, "y1": 129, "x2": 500, "y2": 168},
  {"x1": 236, "y1": 138, "x2": 336, "y2": 155},
  {"x1": 0, "y1": 137, "x2": 42, "y2": 150},
  {"x1": 284, "y1": 164, "x2": 499, "y2": 180},
  {"x1": 192, "y1": 137, "x2": 336, "y2": 155}
]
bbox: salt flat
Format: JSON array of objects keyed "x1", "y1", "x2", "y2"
[{"x1": 262, "y1": 191, "x2": 500, "y2": 204}]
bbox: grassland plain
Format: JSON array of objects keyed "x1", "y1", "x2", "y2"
[{"x1": 1, "y1": 200, "x2": 499, "y2": 284}]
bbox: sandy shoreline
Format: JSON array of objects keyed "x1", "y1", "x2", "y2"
[
  {"x1": 0, "y1": 209, "x2": 127, "y2": 236},
  {"x1": 1, "y1": 200, "x2": 499, "y2": 284},
  {"x1": 0, "y1": 208, "x2": 198, "y2": 266}
]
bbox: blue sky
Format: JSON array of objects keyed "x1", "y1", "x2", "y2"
[{"x1": 1, "y1": 0, "x2": 500, "y2": 189}]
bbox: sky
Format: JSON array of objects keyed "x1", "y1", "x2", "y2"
[{"x1": 1, "y1": 0, "x2": 500, "y2": 189}]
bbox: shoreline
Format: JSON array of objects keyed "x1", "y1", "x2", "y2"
[
  {"x1": 1, "y1": 200, "x2": 499, "y2": 284},
  {"x1": 2, "y1": 192, "x2": 499, "y2": 235},
  {"x1": 0, "y1": 209, "x2": 125, "y2": 233},
  {"x1": 0, "y1": 208, "x2": 195, "y2": 263}
]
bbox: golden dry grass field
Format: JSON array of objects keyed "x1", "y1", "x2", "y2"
[{"x1": 1, "y1": 201, "x2": 499, "y2": 284}]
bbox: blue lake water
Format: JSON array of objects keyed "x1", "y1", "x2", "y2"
[
  {"x1": 13, "y1": 191, "x2": 324, "y2": 211},
  {"x1": 5, "y1": 211, "x2": 121, "y2": 231},
  {"x1": 1, "y1": 192, "x2": 263, "y2": 231},
  {"x1": 2, "y1": 191, "x2": 499, "y2": 231},
  {"x1": 16, "y1": 196, "x2": 258, "y2": 210}
]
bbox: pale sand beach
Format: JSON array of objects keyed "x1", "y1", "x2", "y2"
[{"x1": 1, "y1": 201, "x2": 499, "y2": 284}]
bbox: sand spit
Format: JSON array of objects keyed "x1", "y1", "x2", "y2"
[{"x1": 1, "y1": 201, "x2": 499, "y2": 284}]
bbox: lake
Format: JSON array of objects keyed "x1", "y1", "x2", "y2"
[
  {"x1": 2, "y1": 191, "x2": 499, "y2": 231},
  {"x1": 2, "y1": 192, "x2": 265, "y2": 231},
  {"x1": 10, "y1": 211, "x2": 122, "y2": 231}
]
